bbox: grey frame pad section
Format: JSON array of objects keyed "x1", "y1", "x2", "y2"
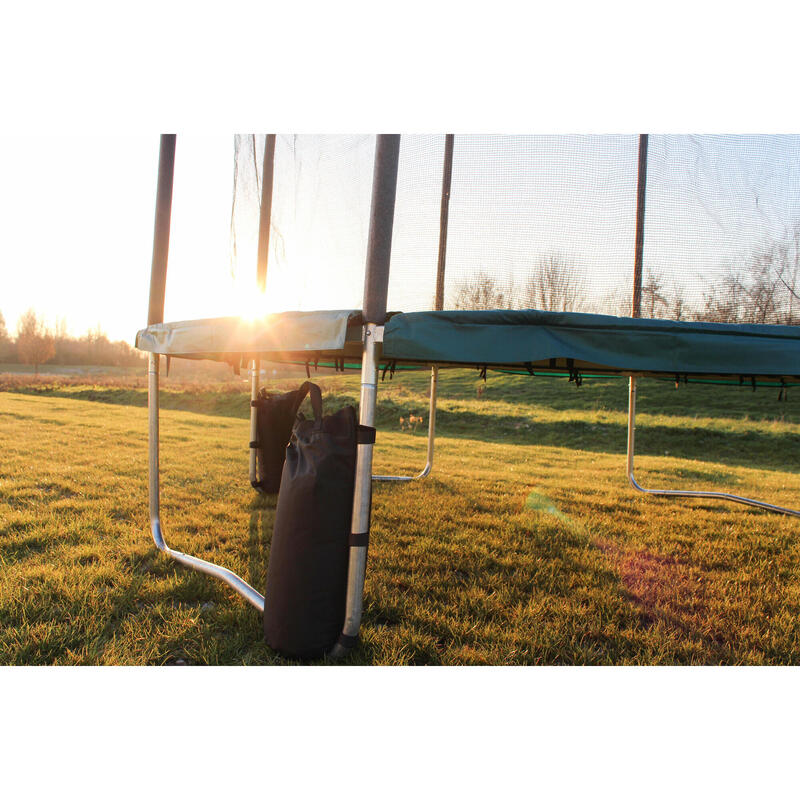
[{"x1": 135, "y1": 310, "x2": 361, "y2": 361}]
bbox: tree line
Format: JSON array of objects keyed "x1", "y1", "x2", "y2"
[
  {"x1": 0, "y1": 309, "x2": 145, "y2": 373},
  {"x1": 450, "y1": 224, "x2": 800, "y2": 326}
]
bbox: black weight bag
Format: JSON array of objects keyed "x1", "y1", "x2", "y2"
[
  {"x1": 251, "y1": 381, "x2": 313, "y2": 493},
  {"x1": 263, "y1": 383, "x2": 372, "y2": 660}
]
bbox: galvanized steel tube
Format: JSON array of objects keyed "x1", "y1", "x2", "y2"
[
  {"x1": 627, "y1": 375, "x2": 800, "y2": 517},
  {"x1": 148, "y1": 353, "x2": 266, "y2": 611},
  {"x1": 330, "y1": 324, "x2": 380, "y2": 657},
  {"x1": 249, "y1": 359, "x2": 262, "y2": 490}
]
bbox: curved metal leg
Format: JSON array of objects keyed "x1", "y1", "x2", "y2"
[
  {"x1": 373, "y1": 365, "x2": 437, "y2": 482},
  {"x1": 626, "y1": 375, "x2": 800, "y2": 518},
  {"x1": 149, "y1": 353, "x2": 266, "y2": 611}
]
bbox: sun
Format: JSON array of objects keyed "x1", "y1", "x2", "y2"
[{"x1": 232, "y1": 272, "x2": 293, "y2": 321}]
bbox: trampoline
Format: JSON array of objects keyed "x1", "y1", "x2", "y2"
[
  {"x1": 138, "y1": 308, "x2": 800, "y2": 381},
  {"x1": 138, "y1": 134, "x2": 800, "y2": 658}
]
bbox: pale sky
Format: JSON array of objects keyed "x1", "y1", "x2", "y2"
[
  {"x1": 2, "y1": 134, "x2": 799, "y2": 345},
  {"x1": 0, "y1": 134, "x2": 240, "y2": 343}
]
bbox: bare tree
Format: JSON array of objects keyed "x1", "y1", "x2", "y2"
[
  {"x1": 668, "y1": 286, "x2": 688, "y2": 321},
  {"x1": 699, "y1": 222, "x2": 800, "y2": 325},
  {"x1": 596, "y1": 285, "x2": 632, "y2": 317},
  {"x1": 521, "y1": 253, "x2": 587, "y2": 312},
  {"x1": 16, "y1": 309, "x2": 55, "y2": 375},
  {"x1": 452, "y1": 271, "x2": 509, "y2": 310},
  {"x1": 451, "y1": 255, "x2": 591, "y2": 313},
  {"x1": 640, "y1": 272, "x2": 668, "y2": 318}
]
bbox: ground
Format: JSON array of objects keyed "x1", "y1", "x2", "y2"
[{"x1": 1, "y1": 369, "x2": 799, "y2": 665}]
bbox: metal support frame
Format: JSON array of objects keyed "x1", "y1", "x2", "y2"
[
  {"x1": 330, "y1": 323, "x2": 381, "y2": 658},
  {"x1": 249, "y1": 358, "x2": 263, "y2": 491},
  {"x1": 373, "y1": 365, "x2": 438, "y2": 481},
  {"x1": 143, "y1": 133, "x2": 402, "y2": 656},
  {"x1": 149, "y1": 353, "x2": 266, "y2": 610},
  {"x1": 372, "y1": 134, "x2": 452, "y2": 483},
  {"x1": 329, "y1": 135, "x2": 401, "y2": 656},
  {"x1": 626, "y1": 375, "x2": 800, "y2": 518}
]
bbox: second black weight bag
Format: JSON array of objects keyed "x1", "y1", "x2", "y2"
[
  {"x1": 263, "y1": 382, "x2": 373, "y2": 660},
  {"x1": 251, "y1": 381, "x2": 313, "y2": 493}
]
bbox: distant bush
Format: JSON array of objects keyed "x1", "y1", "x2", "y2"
[{"x1": 0, "y1": 310, "x2": 146, "y2": 368}]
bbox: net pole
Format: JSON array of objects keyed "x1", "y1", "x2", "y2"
[
  {"x1": 631, "y1": 133, "x2": 649, "y2": 318},
  {"x1": 362, "y1": 134, "x2": 401, "y2": 324},
  {"x1": 372, "y1": 134, "x2": 449, "y2": 484},
  {"x1": 256, "y1": 134, "x2": 276, "y2": 293},
  {"x1": 333, "y1": 135, "x2": 401, "y2": 657},
  {"x1": 628, "y1": 134, "x2": 648, "y2": 506},
  {"x1": 425, "y1": 132, "x2": 455, "y2": 479},
  {"x1": 434, "y1": 134, "x2": 455, "y2": 311},
  {"x1": 147, "y1": 134, "x2": 176, "y2": 326}
]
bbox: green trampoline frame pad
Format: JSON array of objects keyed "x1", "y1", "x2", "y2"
[{"x1": 382, "y1": 310, "x2": 800, "y2": 381}]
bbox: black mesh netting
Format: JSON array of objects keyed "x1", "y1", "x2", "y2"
[{"x1": 229, "y1": 134, "x2": 800, "y2": 324}]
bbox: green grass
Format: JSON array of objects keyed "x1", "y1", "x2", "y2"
[{"x1": 2, "y1": 370, "x2": 800, "y2": 664}]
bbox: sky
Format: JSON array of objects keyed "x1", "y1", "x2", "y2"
[
  {"x1": 2, "y1": 134, "x2": 800, "y2": 345},
  {"x1": 0, "y1": 134, "x2": 238, "y2": 343}
]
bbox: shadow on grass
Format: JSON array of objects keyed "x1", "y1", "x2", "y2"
[
  {"x1": 6, "y1": 374, "x2": 798, "y2": 423},
  {"x1": 426, "y1": 411, "x2": 800, "y2": 474},
  {"x1": 246, "y1": 498, "x2": 275, "y2": 598},
  {"x1": 6, "y1": 381, "x2": 799, "y2": 474}
]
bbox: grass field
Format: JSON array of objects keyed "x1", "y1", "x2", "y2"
[{"x1": 2, "y1": 368, "x2": 800, "y2": 665}]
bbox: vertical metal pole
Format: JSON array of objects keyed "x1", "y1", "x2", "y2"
[
  {"x1": 331, "y1": 323, "x2": 380, "y2": 657},
  {"x1": 332, "y1": 135, "x2": 401, "y2": 657},
  {"x1": 627, "y1": 375, "x2": 638, "y2": 485},
  {"x1": 249, "y1": 358, "x2": 262, "y2": 490},
  {"x1": 251, "y1": 134, "x2": 276, "y2": 486},
  {"x1": 148, "y1": 135, "x2": 176, "y2": 326},
  {"x1": 423, "y1": 367, "x2": 438, "y2": 474},
  {"x1": 628, "y1": 134, "x2": 647, "y2": 499},
  {"x1": 256, "y1": 135, "x2": 276, "y2": 293},
  {"x1": 372, "y1": 135, "x2": 451, "y2": 483},
  {"x1": 149, "y1": 353, "x2": 163, "y2": 546},
  {"x1": 148, "y1": 351, "x2": 266, "y2": 609},
  {"x1": 631, "y1": 133, "x2": 648, "y2": 319},
  {"x1": 425, "y1": 132, "x2": 454, "y2": 477}
]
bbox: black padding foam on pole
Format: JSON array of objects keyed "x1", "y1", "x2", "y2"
[
  {"x1": 434, "y1": 134, "x2": 455, "y2": 312},
  {"x1": 631, "y1": 133, "x2": 649, "y2": 319},
  {"x1": 256, "y1": 134, "x2": 276, "y2": 293},
  {"x1": 362, "y1": 134, "x2": 401, "y2": 324},
  {"x1": 148, "y1": 134, "x2": 176, "y2": 327}
]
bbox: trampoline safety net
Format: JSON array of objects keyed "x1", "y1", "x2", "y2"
[{"x1": 224, "y1": 134, "x2": 800, "y2": 325}]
